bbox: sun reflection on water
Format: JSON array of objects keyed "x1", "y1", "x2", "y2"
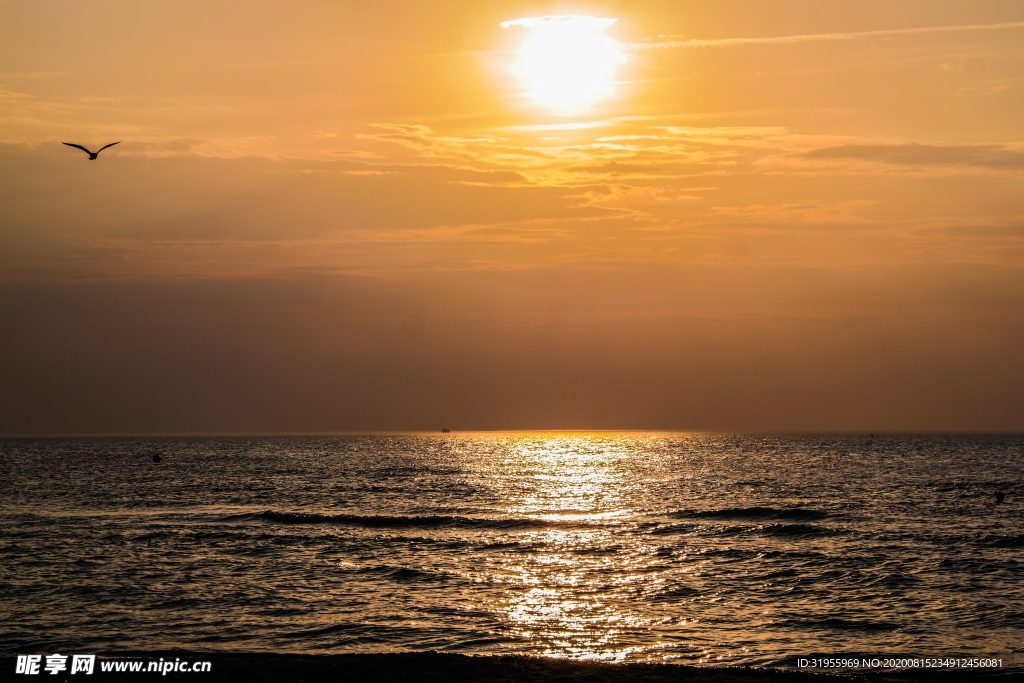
[{"x1": 498, "y1": 434, "x2": 663, "y2": 661}]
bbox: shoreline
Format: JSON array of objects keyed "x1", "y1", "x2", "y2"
[{"x1": 1, "y1": 652, "x2": 1014, "y2": 682}]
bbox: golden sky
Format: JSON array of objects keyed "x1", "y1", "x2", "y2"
[{"x1": 2, "y1": 1, "x2": 1023, "y2": 433}]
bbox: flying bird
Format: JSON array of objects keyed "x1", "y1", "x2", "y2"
[{"x1": 62, "y1": 141, "x2": 120, "y2": 160}]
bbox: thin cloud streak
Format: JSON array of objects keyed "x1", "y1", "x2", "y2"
[
  {"x1": 633, "y1": 20, "x2": 1024, "y2": 51},
  {"x1": 803, "y1": 143, "x2": 1024, "y2": 169}
]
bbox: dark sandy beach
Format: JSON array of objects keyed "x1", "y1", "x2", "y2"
[{"x1": 2, "y1": 652, "x2": 1014, "y2": 683}]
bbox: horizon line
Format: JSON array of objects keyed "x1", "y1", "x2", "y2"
[{"x1": 2, "y1": 429, "x2": 1022, "y2": 439}]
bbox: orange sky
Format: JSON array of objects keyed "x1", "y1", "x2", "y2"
[{"x1": 2, "y1": 1, "x2": 1023, "y2": 433}]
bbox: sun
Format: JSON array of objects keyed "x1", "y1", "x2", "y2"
[{"x1": 501, "y1": 16, "x2": 626, "y2": 115}]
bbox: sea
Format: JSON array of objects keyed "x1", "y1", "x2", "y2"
[{"x1": 1, "y1": 433, "x2": 1021, "y2": 671}]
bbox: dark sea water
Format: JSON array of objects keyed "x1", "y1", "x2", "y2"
[{"x1": 1, "y1": 433, "x2": 1022, "y2": 670}]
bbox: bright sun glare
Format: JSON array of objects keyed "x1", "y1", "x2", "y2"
[{"x1": 501, "y1": 16, "x2": 625, "y2": 115}]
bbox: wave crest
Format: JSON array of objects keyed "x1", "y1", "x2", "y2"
[
  {"x1": 671, "y1": 506, "x2": 830, "y2": 521},
  {"x1": 228, "y1": 510, "x2": 603, "y2": 531}
]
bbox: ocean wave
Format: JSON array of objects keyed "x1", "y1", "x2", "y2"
[
  {"x1": 345, "y1": 564, "x2": 451, "y2": 583},
  {"x1": 749, "y1": 523, "x2": 838, "y2": 538},
  {"x1": 668, "y1": 521, "x2": 838, "y2": 539},
  {"x1": 649, "y1": 522, "x2": 699, "y2": 536},
  {"x1": 693, "y1": 547, "x2": 761, "y2": 561},
  {"x1": 864, "y1": 571, "x2": 921, "y2": 588},
  {"x1": 235, "y1": 510, "x2": 602, "y2": 531},
  {"x1": 771, "y1": 616, "x2": 899, "y2": 632},
  {"x1": 650, "y1": 584, "x2": 701, "y2": 601},
  {"x1": 981, "y1": 533, "x2": 1024, "y2": 548},
  {"x1": 670, "y1": 506, "x2": 830, "y2": 521}
]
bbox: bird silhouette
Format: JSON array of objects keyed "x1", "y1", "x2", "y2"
[{"x1": 62, "y1": 141, "x2": 120, "y2": 160}]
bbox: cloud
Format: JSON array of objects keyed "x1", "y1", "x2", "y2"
[
  {"x1": 710, "y1": 200, "x2": 878, "y2": 225},
  {"x1": 802, "y1": 143, "x2": 1024, "y2": 169},
  {"x1": 364, "y1": 121, "x2": 810, "y2": 187},
  {"x1": 635, "y1": 20, "x2": 1024, "y2": 51},
  {"x1": 0, "y1": 141, "x2": 624, "y2": 281},
  {"x1": 5, "y1": 116, "x2": 1023, "y2": 284}
]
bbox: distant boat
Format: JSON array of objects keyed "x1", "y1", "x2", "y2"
[{"x1": 440, "y1": 428, "x2": 451, "y2": 433}]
